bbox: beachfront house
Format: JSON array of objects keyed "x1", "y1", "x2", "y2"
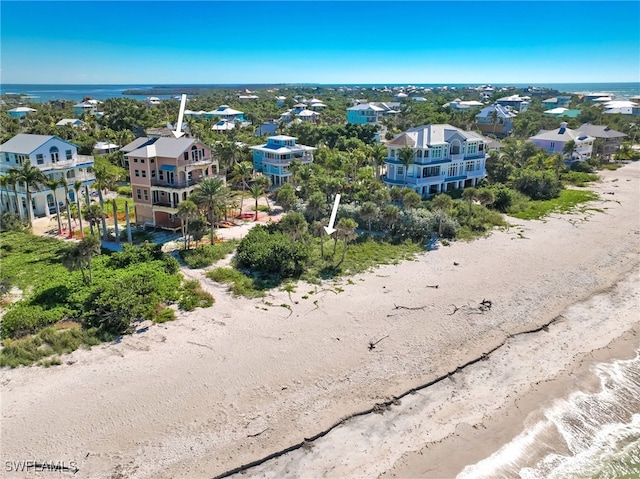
[
  {"x1": 529, "y1": 122, "x2": 595, "y2": 162},
  {"x1": 0, "y1": 134, "x2": 95, "y2": 218},
  {"x1": 577, "y1": 124, "x2": 627, "y2": 162},
  {"x1": 382, "y1": 124, "x2": 487, "y2": 198},
  {"x1": 251, "y1": 135, "x2": 316, "y2": 187},
  {"x1": 122, "y1": 137, "x2": 219, "y2": 230},
  {"x1": 474, "y1": 104, "x2": 517, "y2": 137}
]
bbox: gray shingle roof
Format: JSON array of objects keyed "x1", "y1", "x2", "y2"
[
  {"x1": 1, "y1": 134, "x2": 56, "y2": 154},
  {"x1": 126, "y1": 137, "x2": 199, "y2": 158},
  {"x1": 387, "y1": 124, "x2": 486, "y2": 149},
  {"x1": 578, "y1": 124, "x2": 627, "y2": 139}
]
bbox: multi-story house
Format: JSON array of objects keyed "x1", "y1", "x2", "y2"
[
  {"x1": 122, "y1": 137, "x2": 218, "y2": 230},
  {"x1": 577, "y1": 124, "x2": 627, "y2": 162},
  {"x1": 0, "y1": 134, "x2": 95, "y2": 218},
  {"x1": 251, "y1": 135, "x2": 315, "y2": 187},
  {"x1": 205, "y1": 105, "x2": 249, "y2": 124},
  {"x1": 529, "y1": 122, "x2": 595, "y2": 161},
  {"x1": 496, "y1": 94, "x2": 530, "y2": 112},
  {"x1": 475, "y1": 104, "x2": 517, "y2": 137},
  {"x1": 346, "y1": 102, "x2": 400, "y2": 125},
  {"x1": 72, "y1": 100, "x2": 100, "y2": 117},
  {"x1": 382, "y1": 124, "x2": 487, "y2": 197},
  {"x1": 542, "y1": 96, "x2": 571, "y2": 109}
]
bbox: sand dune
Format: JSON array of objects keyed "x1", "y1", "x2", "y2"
[{"x1": 1, "y1": 162, "x2": 638, "y2": 479}]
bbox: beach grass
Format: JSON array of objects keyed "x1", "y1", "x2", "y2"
[
  {"x1": 509, "y1": 189, "x2": 599, "y2": 220},
  {"x1": 179, "y1": 241, "x2": 238, "y2": 269}
]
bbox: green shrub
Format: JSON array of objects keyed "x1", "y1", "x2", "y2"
[
  {"x1": 155, "y1": 308, "x2": 176, "y2": 323},
  {"x1": 1, "y1": 305, "x2": 69, "y2": 339},
  {"x1": 236, "y1": 226, "x2": 309, "y2": 277},
  {"x1": 207, "y1": 268, "x2": 267, "y2": 298},
  {"x1": 179, "y1": 279, "x2": 214, "y2": 310},
  {"x1": 562, "y1": 171, "x2": 599, "y2": 186},
  {"x1": 514, "y1": 170, "x2": 563, "y2": 201},
  {"x1": 117, "y1": 186, "x2": 132, "y2": 197},
  {"x1": 179, "y1": 241, "x2": 237, "y2": 269},
  {"x1": 569, "y1": 161, "x2": 594, "y2": 173}
]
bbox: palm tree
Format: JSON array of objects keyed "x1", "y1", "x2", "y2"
[
  {"x1": 254, "y1": 175, "x2": 271, "y2": 211},
  {"x1": 112, "y1": 198, "x2": 119, "y2": 243},
  {"x1": 6, "y1": 170, "x2": 22, "y2": 219},
  {"x1": 462, "y1": 187, "x2": 478, "y2": 220},
  {"x1": 359, "y1": 201, "x2": 378, "y2": 233},
  {"x1": 73, "y1": 181, "x2": 84, "y2": 238},
  {"x1": 477, "y1": 188, "x2": 495, "y2": 223},
  {"x1": 563, "y1": 140, "x2": 577, "y2": 162},
  {"x1": 62, "y1": 235, "x2": 101, "y2": 284},
  {"x1": 61, "y1": 179, "x2": 73, "y2": 234},
  {"x1": 231, "y1": 161, "x2": 253, "y2": 218},
  {"x1": 192, "y1": 177, "x2": 227, "y2": 244},
  {"x1": 336, "y1": 217, "x2": 358, "y2": 265},
  {"x1": 14, "y1": 161, "x2": 47, "y2": 228},
  {"x1": 431, "y1": 194, "x2": 453, "y2": 236},
  {"x1": 85, "y1": 204, "x2": 103, "y2": 237},
  {"x1": 249, "y1": 183, "x2": 263, "y2": 222},
  {"x1": 490, "y1": 108, "x2": 499, "y2": 136},
  {"x1": 305, "y1": 191, "x2": 327, "y2": 222},
  {"x1": 398, "y1": 146, "x2": 414, "y2": 186},
  {"x1": 381, "y1": 205, "x2": 400, "y2": 232},
  {"x1": 44, "y1": 177, "x2": 64, "y2": 234},
  {"x1": 177, "y1": 199, "x2": 198, "y2": 250},
  {"x1": 371, "y1": 143, "x2": 387, "y2": 180},
  {"x1": 0, "y1": 176, "x2": 9, "y2": 215},
  {"x1": 550, "y1": 153, "x2": 565, "y2": 179},
  {"x1": 91, "y1": 157, "x2": 124, "y2": 242},
  {"x1": 312, "y1": 220, "x2": 327, "y2": 259}
]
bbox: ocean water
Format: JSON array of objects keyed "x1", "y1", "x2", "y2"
[
  {"x1": 458, "y1": 352, "x2": 640, "y2": 479},
  {"x1": 1, "y1": 82, "x2": 639, "y2": 103}
]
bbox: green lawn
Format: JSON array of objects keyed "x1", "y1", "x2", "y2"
[{"x1": 509, "y1": 189, "x2": 599, "y2": 220}]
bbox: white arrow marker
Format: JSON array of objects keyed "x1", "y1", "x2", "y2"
[
  {"x1": 324, "y1": 193, "x2": 341, "y2": 235},
  {"x1": 172, "y1": 94, "x2": 187, "y2": 138}
]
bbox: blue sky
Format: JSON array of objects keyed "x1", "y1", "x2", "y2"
[{"x1": 2, "y1": 1, "x2": 639, "y2": 84}]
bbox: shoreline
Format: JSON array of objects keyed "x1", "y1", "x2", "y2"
[
  {"x1": 1, "y1": 162, "x2": 638, "y2": 479},
  {"x1": 382, "y1": 318, "x2": 640, "y2": 479}
]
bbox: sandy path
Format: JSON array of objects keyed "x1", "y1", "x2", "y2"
[{"x1": 1, "y1": 163, "x2": 638, "y2": 479}]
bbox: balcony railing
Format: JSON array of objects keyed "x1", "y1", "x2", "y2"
[
  {"x1": 177, "y1": 157, "x2": 214, "y2": 168},
  {"x1": 150, "y1": 178, "x2": 202, "y2": 189},
  {"x1": 152, "y1": 201, "x2": 178, "y2": 210},
  {"x1": 261, "y1": 155, "x2": 313, "y2": 165},
  {"x1": 41, "y1": 155, "x2": 94, "y2": 170}
]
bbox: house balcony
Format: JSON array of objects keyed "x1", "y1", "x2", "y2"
[
  {"x1": 261, "y1": 155, "x2": 313, "y2": 166},
  {"x1": 40, "y1": 155, "x2": 94, "y2": 171},
  {"x1": 176, "y1": 157, "x2": 214, "y2": 169},
  {"x1": 449, "y1": 153, "x2": 465, "y2": 161},
  {"x1": 150, "y1": 177, "x2": 203, "y2": 190},
  {"x1": 152, "y1": 201, "x2": 179, "y2": 214}
]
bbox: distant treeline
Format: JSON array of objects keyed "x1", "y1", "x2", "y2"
[{"x1": 122, "y1": 84, "x2": 294, "y2": 96}]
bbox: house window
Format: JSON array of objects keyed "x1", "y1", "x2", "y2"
[
  {"x1": 141, "y1": 170, "x2": 147, "y2": 178},
  {"x1": 134, "y1": 170, "x2": 140, "y2": 177},
  {"x1": 550, "y1": 142, "x2": 555, "y2": 149},
  {"x1": 184, "y1": 152, "x2": 189, "y2": 161},
  {"x1": 143, "y1": 190, "x2": 148, "y2": 201},
  {"x1": 134, "y1": 158, "x2": 138, "y2": 163},
  {"x1": 150, "y1": 159, "x2": 155, "y2": 164},
  {"x1": 397, "y1": 166, "x2": 404, "y2": 177},
  {"x1": 36, "y1": 154, "x2": 44, "y2": 165},
  {"x1": 16, "y1": 154, "x2": 28, "y2": 165},
  {"x1": 141, "y1": 159, "x2": 145, "y2": 164},
  {"x1": 448, "y1": 165, "x2": 457, "y2": 177},
  {"x1": 65, "y1": 150, "x2": 72, "y2": 160},
  {"x1": 4, "y1": 153, "x2": 9, "y2": 162},
  {"x1": 136, "y1": 188, "x2": 142, "y2": 199},
  {"x1": 159, "y1": 171, "x2": 164, "y2": 180},
  {"x1": 50, "y1": 147, "x2": 59, "y2": 163},
  {"x1": 151, "y1": 170, "x2": 156, "y2": 178},
  {"x1": 66, "y1": 170, "x2": 75, "y2": 179}
]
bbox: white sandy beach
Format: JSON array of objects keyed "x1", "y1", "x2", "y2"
[{"x1": 1, "y1": 162, "x2": 639, "y2": 479}]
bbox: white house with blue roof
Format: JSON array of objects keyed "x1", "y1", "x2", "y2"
[
  {"x1": 250, "y1": 135, "x2": 316, "y2": 187},
  {"x1": 383, "y1": 124, "x2": 487, "y2": 197},
  {"x1": 0, "y1": 134, "x2": 95, "y2": 218}
]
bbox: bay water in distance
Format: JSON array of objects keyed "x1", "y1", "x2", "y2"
[{"x1": 1, "y1": 82, "x2": 639, "y2": 103}]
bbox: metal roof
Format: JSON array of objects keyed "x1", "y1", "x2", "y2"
[{"x1": 0, "y1": 134, "x2": 74, "y2": 154}]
